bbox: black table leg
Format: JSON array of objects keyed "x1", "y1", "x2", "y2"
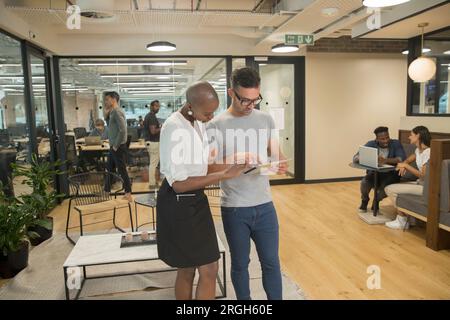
[
  {"x1": 373, "y1": 171, "x2": 379, "y2": 216},
  {"x1": 152, "y1": 207, "x2": 155, "y2": 230}
]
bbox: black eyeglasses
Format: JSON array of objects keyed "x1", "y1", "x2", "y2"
[{"x1": 233, "y1": 90, "x2": 263, "y2": 107}]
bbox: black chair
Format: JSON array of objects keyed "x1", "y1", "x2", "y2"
[
  {"x1": 36, "y1": 125, "x2": 49, "y2": 138},
  {"x1": 8, "y1": 124, "x2": 27, "y2": 137},
  {"x1": 127, "y1": 127, "x2": 139, "y2": 142},
  {"x1": 65, "y1": 172, "x2": 134, "y2": 245},
  {"x1": 0, "y1": 130, "x2": 10, "y2": 146},
  {"x1": 64, "y1": 135, "x2": 79, "y2": 174},
  {"x1": 73, "y1": 127, "x2": 88, "y2": 139},
  {"x1": 126, "y1": 135, "x2": 148, "y2": 168},
  {"x1": 0, "y1": 149, "x2": 17, "y2": 197}
]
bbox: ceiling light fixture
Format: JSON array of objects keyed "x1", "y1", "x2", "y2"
[
  {"x1": 78, "y1": 60, "x2": 187, "y2": 66},
  {"x1": 271, "y1": 43, "x2": 299, "y2": 53},
  {"x1": 0, "y1": 76, "x2": 45, "y2": 79},
  {"x1": 101, "y1": 73, "x2": 182, "y2": 78},
  {"x1": 123, "y1": 87, "x2": 176, "y2": 91},
  {"x1": 408, "y1": 23, "x2": 436, "y2": 83},
  {"x1": 363, "y1": 0, "x2": 410, "y2": 8},
  {"x1": 146, "y1": 41, "x2": 176, "y2": 52},
  {"x1": 402, "y1": 48, "x2": 431, "y2": 55},
  {"x1": 444, "y1": 50, "x2": 450, "y2": 55},
  {"x1": 114, "y1": 82, "x2": 178, "y2": 86}
]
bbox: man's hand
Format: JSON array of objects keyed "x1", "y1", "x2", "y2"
[
  {"x1": 227, "y1": 152, "x2": 260, "y2": 165},
  {"x1": 378, "y1": 156, "x2": 386, "y2": 165},
  {"x1": 267, "y1": 158, "x2": 288, "y2": 175},
  {"x1": 276, "y1": 160, "x2": 288, "y2": 175}
]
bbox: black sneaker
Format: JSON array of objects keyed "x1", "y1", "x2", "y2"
[{"x1": 359, "y1": 200, "x2": 369, "y2": 213}]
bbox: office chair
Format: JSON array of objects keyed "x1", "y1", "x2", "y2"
[
  {"x1": 127, "y1": 127, "x2": 139, "y2": 142},
  {"x1": 73, "y1": 127, "x2": 88, "y2": 139}
]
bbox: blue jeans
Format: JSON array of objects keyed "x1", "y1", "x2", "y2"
[{"x1": 221, "y1": 201, "x2": 282, "y2": 300}]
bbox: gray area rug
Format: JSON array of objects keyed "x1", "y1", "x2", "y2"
[{"x1": 0, "y1": 224, "x2": 306, "y2": 300}]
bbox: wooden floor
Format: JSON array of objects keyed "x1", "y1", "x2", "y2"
[{"x1": 2, "y1": 181, "x2": 450, "y2": 299}]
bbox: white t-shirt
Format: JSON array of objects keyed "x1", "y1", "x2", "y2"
[
  {"x1": 160, "y1": 112, "x2": 210, "y2": 186},
  {"x1": 415, "y1": 147, "x2": 430, "y2": 172}
]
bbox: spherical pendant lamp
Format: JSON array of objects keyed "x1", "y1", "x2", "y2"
[{"x1": 408, "y1": 23, "x2": 436, "y2": 83}]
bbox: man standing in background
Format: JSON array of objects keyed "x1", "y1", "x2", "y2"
[
  {"x1": 143, "y1": 100, "x2": 161, "y2": 189},
  {"x1": 104, "y1": 91, "x2": 132, "y2": 202}
]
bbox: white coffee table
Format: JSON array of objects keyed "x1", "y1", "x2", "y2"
[{"x1": 63, "y1": 231, "x2": 226, "y2": 300}]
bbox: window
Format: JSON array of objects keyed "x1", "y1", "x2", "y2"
[
  {"x1": 0, "y1": 31, "x2": 33, "y2": 196},
  {"x1": 59, "y1": 57, "x2": 228, "y2": 192},
  {"x1": 408, "y1": 29, "x2": 450, "y2": 116}
]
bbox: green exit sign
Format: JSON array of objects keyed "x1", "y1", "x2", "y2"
[{"x1": 285, "y1": 34, "x2": 314, "y2": 45}]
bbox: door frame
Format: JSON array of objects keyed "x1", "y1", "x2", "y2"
[
  {"x1": 251, "y1": 56, "x2": 306, "y2": 185},
  {"x1": 23, "y1": 42, "x2": 58, "y2": 173}
]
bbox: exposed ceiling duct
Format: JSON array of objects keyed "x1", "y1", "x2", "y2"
[{"x1": 76, "y1": 0, "x2": 115, "y2": 21}]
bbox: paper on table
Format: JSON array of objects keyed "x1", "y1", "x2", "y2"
[{"x1": 244, "y1": 159, "x2": 291, "y2": 174}]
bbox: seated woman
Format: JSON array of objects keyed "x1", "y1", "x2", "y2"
[{"x1": 384, "y1": 126, "x2": 431, "y2": 230}]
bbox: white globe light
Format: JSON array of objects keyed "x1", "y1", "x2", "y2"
[
  {"x1": 363, "y1": 0, "x2": 410, "y2": 7},
  {"x1": 408, "y1": 57, "x2": 436, "y2": 83}
]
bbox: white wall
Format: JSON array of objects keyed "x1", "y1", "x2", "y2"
[
  {"x1": 63, "y1": 93, "x2": 98, "y2": 130},
  {"x1": 400, "y1": 116, "x2": 450, "y2": 133},
  {"x1": 305, "y1": 52, "x2": 408, "y2": 180}
]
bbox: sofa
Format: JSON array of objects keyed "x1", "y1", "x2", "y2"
[{"x1": 397, "y1": 159, "x2": 450, "y2": 232}]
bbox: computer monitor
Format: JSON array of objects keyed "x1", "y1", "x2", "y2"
[{"x1": 127, "y1": 119, "x2": 137, "y2": 127}]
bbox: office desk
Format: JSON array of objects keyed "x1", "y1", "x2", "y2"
[
  {"x1": 349, "y1": 162, "x2": 396, "y2": 224},
  {"x1": 78, "y1": 141, "x2": 146, "y2": 152}
]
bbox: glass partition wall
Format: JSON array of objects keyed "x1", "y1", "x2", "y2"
[
  {"x1": 0, "y1": 32, "x2": 29, "y2": 196},
  {"x1": 1, "y1": 28, "x2": 304, "y2": 196},
  {"x1": 59, "y1": 57, "x2": 229, "y2": 193},
  {"x1": 58, "y1": 56, "x2": 305, "y2": 193},
  {"x1": 0, "y1": 31, "x2": 58, "y2": 196},
  {"x1": 1, "y1": 38, "x2": 305, "y2": 197}
]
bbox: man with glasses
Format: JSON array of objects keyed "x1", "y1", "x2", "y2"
[{"x1": 208, "y1": 67, "x2": 288, "y2": 300}]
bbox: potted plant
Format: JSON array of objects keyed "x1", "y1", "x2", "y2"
[
  {"x1": 11, "y1": 154, "x2": 64, "y2": 246},
  {"x1": 0, "y1": 199, "x2": 35, "y2": 278}
]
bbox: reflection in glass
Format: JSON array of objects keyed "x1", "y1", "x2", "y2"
[
  {"x1": 0, "y1": 32, "x2": 29, "y2": 196},
  {"x1": 411, "y1": 39, "x2": 450, "y2": 114},
  {"x1": 30, "y1": 55, "x2": 51, "y2": 161},
  {"x1": 59, "y1": 58, "x2": 229, "y2": 193},
  {"x1": 438, "y1": 59, "x2": 449, "y2": 114},
  {"x1": 259, "y1": 64, "x2": 295, "y2": 180}
]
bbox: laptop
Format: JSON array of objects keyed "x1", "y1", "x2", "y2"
[
  {"x1": 359, "y1": 146, "x2": 394, "y2": 169},
  {"x1": 84, "y1": 136, "x2": 102, "y2": 146}
]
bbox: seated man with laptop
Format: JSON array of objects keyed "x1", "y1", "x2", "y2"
[
  {"x1": 89, "y1": 119, "x2": 109, "y2": 140},
  {"x1": 353, "y1": 126, "x2": 406, "y2": 213},
  {"x1": 79, "y1": 119, "x2": 108, "y2": 171}
]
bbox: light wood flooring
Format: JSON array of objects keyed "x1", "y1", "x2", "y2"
[{"x1": 1, "y1": 181, "x2": 449, "y2": 299}]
